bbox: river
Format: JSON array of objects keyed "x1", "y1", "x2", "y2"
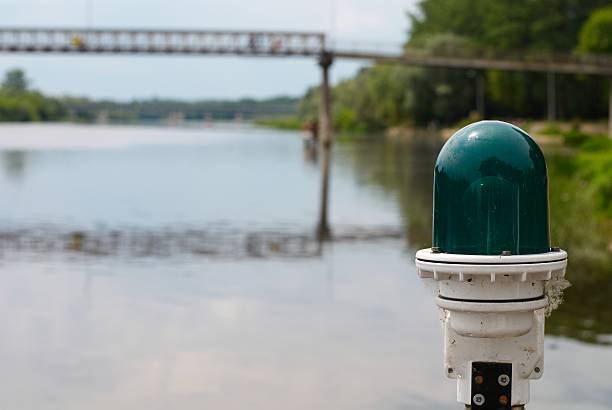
[{"x1": 0, "y1": 122, "x2": 609, "y2": 410}]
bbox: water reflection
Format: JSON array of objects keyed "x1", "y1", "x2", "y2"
[
  {"x1": 545, "y1": 152, "x2": 612, "y2": 345},
  {"x1": 2, "y1": 150, "x2": 26, "y2": 180},
  {"x1": 302, "y1": 138, "x2": 318, "y2": 165},
  {"x1": 0, "y1": 224, "x2": 402, "y2": 259},
  {"x1": 334, "y1": 135, "x2": 442, "y2": 250},
  {"x1": 0, "y1": 244, "x2": 461, "y2": 410}
]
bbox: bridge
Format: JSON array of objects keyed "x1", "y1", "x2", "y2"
[
  {"x1": 1, "y1": 27, "x2": 612, "y2": 237},
  {"x1": 0, "y1": 28, "x2": 326, "y2": 57},
  {"x1": 1, "y1": 28, "x2": 611, "y2": 75}
]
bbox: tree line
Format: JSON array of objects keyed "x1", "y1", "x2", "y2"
[
  {"x1": 62, "y1": 95, "x2": 298, "y2": 123},
  {"x1": 0, "y1": 69, "x2": 66, "y2": 121},
  {"x1": 0, "y1": 69, "x2": 299, "y2": 123}
]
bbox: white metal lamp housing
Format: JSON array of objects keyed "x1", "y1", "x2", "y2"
[{"x1": 415, "y1": 121, "x2": 567, "y2": 409}]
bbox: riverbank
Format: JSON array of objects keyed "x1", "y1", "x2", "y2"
[
  {"x1": 254, "y1": 116, "x2": 302, "y2": 130},
  {"x1": 387, "y1": 119, "x2": 610, "y2": 142},
  {"x1": 258, "y1": 115, "x2": 610, "y2": 144}
]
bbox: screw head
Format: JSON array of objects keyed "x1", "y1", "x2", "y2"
[
  {"x1": 473, "y1": 394, "x2": 485, "y2": 406},
  {"x1": 498, "y1": 374, "x2": 510, "y2": 386}
]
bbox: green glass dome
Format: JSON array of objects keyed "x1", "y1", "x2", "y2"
[{"x1": 433, "y1": 121, "x2": 550, "y2": 255}]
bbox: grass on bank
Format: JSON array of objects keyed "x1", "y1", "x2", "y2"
[{"x1": 254, "y1": 116, "x2": 302, "y2": 130}]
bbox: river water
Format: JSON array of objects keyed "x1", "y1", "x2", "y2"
[{"x1": 0, "y1": 122, "x2": 609, "y2": 410}]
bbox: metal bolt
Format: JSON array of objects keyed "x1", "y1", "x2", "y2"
[
  {"x1": 551, "y1": 246, "x2": 561, "y2": 252},
  {"x1": 534, "y1": 366, "x2": 541, "y2": 373},
  {"x1": 431, "y1": 246, "x2": 441, "y2": 253},
  {"x1": 473, "y1": 394, "x2": 485, "y2": 406},
  {"x1": 501, "y1": 250, "x2": 512, "y2": 256},
  {"x1": 498, "y1": 374, "x2": 510, "y2": 386}
]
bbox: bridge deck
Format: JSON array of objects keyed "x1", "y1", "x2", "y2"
[
  {"x1": 336, "y1": 51, "x2": 612, "y2": 76},
  {"x1": 0, "y1": 28, "x2": 326, "y2": 57},
  {"x1": 0, "y1": 28, "x2": 611, "y2": 76}
]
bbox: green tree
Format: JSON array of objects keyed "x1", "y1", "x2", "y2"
[
  {"x1": 298, "y1": 34, "x2": 481, "y2": 130},
  {"x1": 0, "y1": 68, "x2": 68, "y2": 122},
  {"x1": 408, "y1": 0, "x2": 609, "y2": 51},
  {"x1": 301, "y1": 0, "x2": 612, "y2": 132},
  {"x1": 2, "y1": 69, "x2": 29, "y2": 94},
  {"x1": 407, "y1": 34, "x2": 478, "y2": 125},
  {"x1": 577, "y1": 6, "x2": 612, "y2": 53},
  {"x1": 406, "y1": 0, "x2": 611, "y2": 121}
]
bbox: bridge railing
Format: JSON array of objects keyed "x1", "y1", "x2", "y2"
[
  {"x1": 0, "y1": 28, "x2": 326, "y2": 56},
  {"x1": 331, "y1": 43, "x2": 612, "y2": 75},
  {"x1": 329, "y1": 39, "x2": 405, "y2": 56}
]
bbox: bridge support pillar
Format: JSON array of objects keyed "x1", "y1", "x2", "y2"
[
  {"x1": 547, "y1": 72, "x2": 556, "y2": 122},
  {"x1": 476, "y1": 71, "x2": 485, "y2": 119},
  {"x1": 609, "y1": 77, "x2": 612, "y2": 139},
  {"x1": 317, "y1": 52, "x2": 334, "y2": 241}
]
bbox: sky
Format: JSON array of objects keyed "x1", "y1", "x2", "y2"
[{"x1": 0, "y1": 0, "x2": 418, "y2": 100}]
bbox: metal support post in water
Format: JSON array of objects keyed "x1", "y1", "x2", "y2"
[
  {"x1": 476, "y1": 72, "x2": 485, "y2": 119},
  {"x1": 547, "y1": 72, "x2": 556, "y2": 122},
  {"x1": 316, "y1": 51, "x2": 333, "y2": 240},
  {"x1": 609, "y1": 77, "x2": 612, "y2": 139}
]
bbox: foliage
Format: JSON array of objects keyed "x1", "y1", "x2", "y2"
[
  {"x1": 2, "y1": 69, "x2": 28, "y2": 94},
  {"x1": 0, "y1": 68, "x2": 299, "y2": 124},
  {"x1": 542, "y1": 127, "x2": 612, "y2": 218},
  {"x1": 0, "y1": 69, "x2": 66, "y2": 121},
  {"x1": 408, "y1": 0, "x2": 609, "y2": 51},
  {"x1": 562, "y1": 128, "x2": 594, "y2": 147},
  {"x1": 577, "y1": 5, "x2": 612, "y2": 53},
  {"x1": 300, "y1": 34, "x2": 480, "y2": 130},
  {"x1": 298, "y1": 0, "x2": 611, "y2": 132},
  {"x1": 407, "y1": 0, "x2": 610, "y2": 121},
  {"x1": 546, "y1": 143, "x2": 612, "y2": 343},
  {"x1": 297, "y1": 86, "x2": 320, "y2": 123},
  {"x1": 539, "y1": 124, "x2": 563, "y2": 135},
  {"x1": 577, "y1": 150, "x2": 612, "y2": 217},
  {"x1": 333, "y1": 64, "x2": 418, "y2": 130},
  {"x1": 299, "y1": 65, "x2": 418, "y2": 131},
  {"x1": 60, "y1": 95, "x2": 299, "y2": 123},
  {"x1": 254, "y1": 116, "x2": 302, "y2": 130}
]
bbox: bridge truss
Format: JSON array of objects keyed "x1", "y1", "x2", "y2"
[{"x1": 0, "y1": 28, "x2": 326, "y2": 56}]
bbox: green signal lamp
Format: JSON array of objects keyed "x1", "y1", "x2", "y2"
[
  {"x1": 415, "y1": 120, "x2": 567, "y2": 409},
  {"x1": 433, "y1": 120, "x2": 549, "y2": 256}
]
